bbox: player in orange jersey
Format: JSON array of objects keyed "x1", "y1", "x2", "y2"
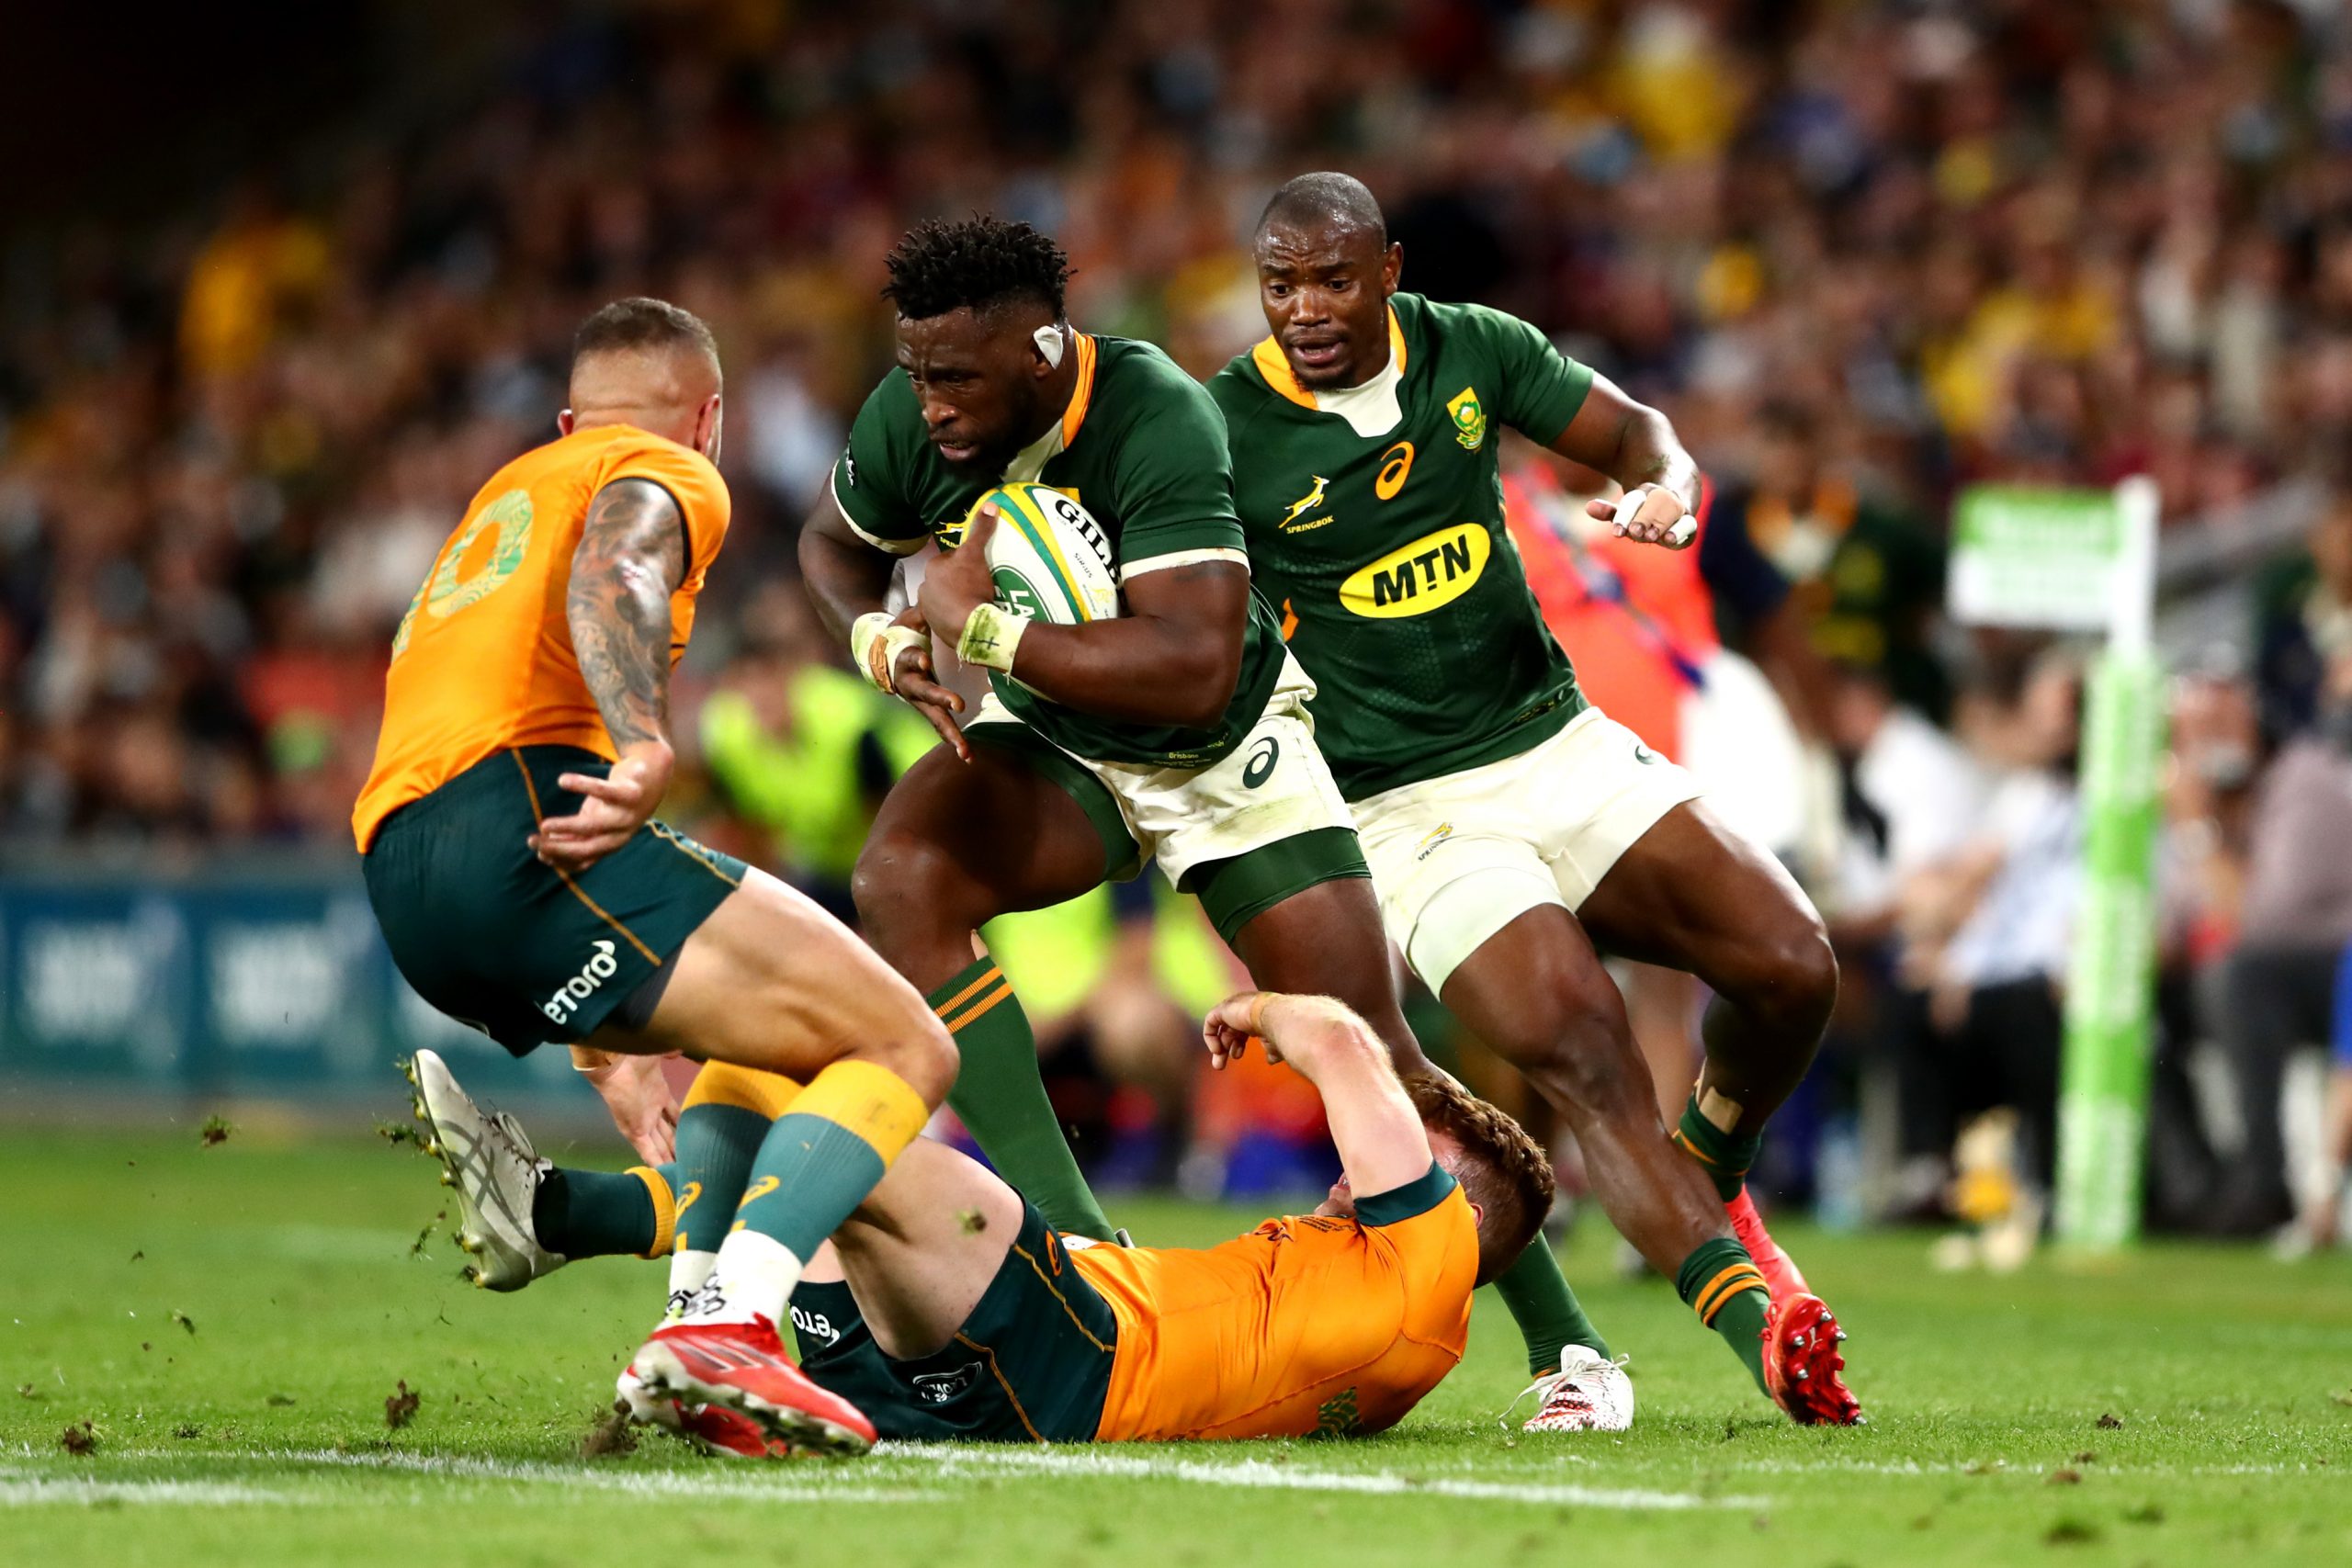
[
  {"x1": 356, "y1": 299, "x2": 956, "y2": 1454},
  {"x1": 412, "y1": 988, "x2": 1555, "y2": 1450}
]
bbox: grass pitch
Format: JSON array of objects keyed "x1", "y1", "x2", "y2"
[{"x1": 2, "y1": 1121, "x2": 2347, "y2": 1567}]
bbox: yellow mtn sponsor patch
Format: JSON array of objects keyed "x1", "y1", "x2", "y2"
[{"x1": 1339, "y1": 525, "x2": 1490, "y2": 617}]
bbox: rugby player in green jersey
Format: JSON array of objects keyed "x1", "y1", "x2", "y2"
[
  {"x1": 1210, "y1": 174, "x2": 1860, "y2": 1426},
  {"x1": 779, "y1": 216, "x2": 1618, "y2": 1418}
]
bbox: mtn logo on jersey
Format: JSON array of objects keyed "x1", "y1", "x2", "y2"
[
  {"x1": 1339, "y1": 525, "x2": 1492, "y2": 618},
  {"x1": 540, "y1": 939, "x2": 619, "y2": 1024},
  {"x1": 1446, "y1": 387, "x2": 1487, "y2": 450}
]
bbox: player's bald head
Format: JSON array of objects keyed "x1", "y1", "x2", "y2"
[
  {"x1": 1252, "y1": 173, "x2": 1402, "y2": 390},
  {"x1": 1256, "y1": 172, "x2": 1387, "y2": 248},
  {"x1": 565, "y1": 298, "x2": 724, "y2": 454}
]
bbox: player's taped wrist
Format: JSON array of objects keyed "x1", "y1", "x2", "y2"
[
  {"x1": 851, "y1": 612, "x2": 930, "y2": 695},
  {"x1": 1612, "y1": 483, "x2": 1698, "y2": 550},
  {"x1": 956, "y1": 602, "x2": 1026, "y2": 672}
]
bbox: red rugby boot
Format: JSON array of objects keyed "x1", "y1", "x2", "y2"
[
  {"x1": 617, "y1": 1368, "x2": 793, "y2": 1459},
  {"x1": 1762, "y1": 1292, "x2": 1862, "y2": 1427},
  {"x1": 628, "y1": 1316, "x2": 876, "y2": 1456}
]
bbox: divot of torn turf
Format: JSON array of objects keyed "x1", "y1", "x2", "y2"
[{"x1": 383, "y1": 1382, "x2": 421, "y2": 1431}]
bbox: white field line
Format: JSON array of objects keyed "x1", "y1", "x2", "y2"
[
  {"x1": 888, "y1": 1445, "x2": 1767, "y2": 1510},
  {"x1": 0, "y1": 1472, "x2": 304, "y2": 1507},
  {"x1": 17, "y1": 1443, "x2": 2331, "y2": 1513},
  {"x1": 1697, "y1": 1457, "x2": 2341, "y2": 1479},
  {"x1": 265, "y1": 1446, "x2": 933, "y2": 1498},
  {"x1": 25, "y1": 1450, "x2": 938, "y2": 1506}
]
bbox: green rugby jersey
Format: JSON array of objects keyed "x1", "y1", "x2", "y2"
[
  {"x1": 832, "y1": 333, "x2": 1286, "y2": 769},
  {"x1": 1209, "y1": 293, "x2": 1595, "y2": 800}
]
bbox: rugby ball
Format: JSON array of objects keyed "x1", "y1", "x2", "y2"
[{"x1": 968, "y1": 482, "x2": 1121, "y2": 625}]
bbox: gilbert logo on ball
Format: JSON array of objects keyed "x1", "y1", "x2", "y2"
[{"x1": 967, "y1": 483, "x2": 1120, "y2": 626}]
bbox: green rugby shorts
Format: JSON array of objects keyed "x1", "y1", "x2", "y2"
[{"x1": 362, "y1": 746, "x2": 746, "y2": 1056}]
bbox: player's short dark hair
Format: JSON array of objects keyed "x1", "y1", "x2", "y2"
[
  {"x1": 1406, "y1": 1075, "x2": 1555, "y2": 1287},
  {"x1": 1256, "y1": 172, "x2": 1388, "y2": 245},
  {"x1": 882, "y1": 216, "x2": 1071, "y2": 322},
  {"x1": 572, "y1": 297, "x2": 720, "y2": 373}
]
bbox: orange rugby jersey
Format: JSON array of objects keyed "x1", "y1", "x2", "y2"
[
  {"x1": 1068, "y1": 1164, "x2": 1477, "y2": 1440},
  {"x1": 352, "y1": 425, "x2": 730, "y2": 850}
]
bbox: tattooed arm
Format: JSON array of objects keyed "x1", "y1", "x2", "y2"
[{"x1": 529, "y1": 479, "x2": 688, "y2": 874}]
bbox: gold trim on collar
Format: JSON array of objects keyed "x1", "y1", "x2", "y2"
[
  {"x1": 1059, "y1": 333, "x2": 1099, "y2": 446},
  {"x1": 1249, "y1": 305, "x2": 1408, "y2": 411},
  {"x1": 1251, "y1": 334, "x2": 1317, "y2": 409}
]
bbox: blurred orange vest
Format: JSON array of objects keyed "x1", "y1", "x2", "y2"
[{"x1": 1502, "y1": 466, "x2": 1717, "y2": 761}]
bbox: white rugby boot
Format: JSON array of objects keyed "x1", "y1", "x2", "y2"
[
  {"x1": 407, "y1": 1049, "x2": 567, "y2": 1291},
  {"x1": 1510, "y1": 1344, "x2": 1635, "y2": 1433}
]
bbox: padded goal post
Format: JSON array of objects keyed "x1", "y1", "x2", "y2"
[{"x1": 1949, "y1": 477, "x2": 2164, "y2": 1249}]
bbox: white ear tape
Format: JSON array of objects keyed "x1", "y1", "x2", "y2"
[{"x1": 1033, "y1": 323, "x2": 1068, "y2": 368}]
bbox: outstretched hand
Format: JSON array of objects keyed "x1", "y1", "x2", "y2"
[{"x1": 1587, "y1": 485, "x2": 1696, "y2": 550}]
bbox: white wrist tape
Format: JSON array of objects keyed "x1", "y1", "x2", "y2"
[
  {"x1": 1614, "y1": 484, "x2": 1698, "y2": 549},
  {"x1": 851, "y1": 611, "x2": 931, "y2": 694},
  {"x1": 956, "y1": 602, "x2": 1026, "y2": 672}
]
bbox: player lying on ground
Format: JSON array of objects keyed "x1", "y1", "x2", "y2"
[
  {"x1": 760, "y1": 214, "x2": 1623, "y2": 1427},
  {"x1": 1208, "y1": 173, "x2": 1860, "y2": 1424},
  {"x1": 354, "y1": 299, "x2": 956, "y2": 1452},
  {"x1": 413, "y1": 991, "x2": 1770, "y2": 1453}
]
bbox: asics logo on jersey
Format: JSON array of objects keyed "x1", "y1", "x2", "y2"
[
  {"x1": 1633, "y1": 743, "x2": 1661, "y2": 766},
  {"x1": 539, "y1": 939, "x2": 618, "y2": 1024},
  {"x1": 1281, "y1": 475, "x2": 1329, "y2": 529},
  {"x1": 1339, "y1": 525, "x2": 1492, "y2": 618},
  {"x1": 1242, "y1": 737, "x2": 1281, "y2": 788}
]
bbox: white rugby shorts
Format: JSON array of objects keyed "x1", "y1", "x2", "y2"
[
  {"x1": 1350, "y1": 705, "x2": 1702, "y2": 993},
  {"x1": 966, "y1": 653, "x2": 1352, "y2": 891}
]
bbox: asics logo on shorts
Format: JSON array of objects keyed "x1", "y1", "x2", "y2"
[
  {"x1": 1243, "y1": 737, "x2": 1281, "y2": 788},
  {"x1": 541, "y1": 939, "x2": 619, "y2": 1024}
]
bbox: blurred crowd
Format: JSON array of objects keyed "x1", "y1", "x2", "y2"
[{"x1": 3, "y1": 0, "x2": 2350, "y2": 1235}]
